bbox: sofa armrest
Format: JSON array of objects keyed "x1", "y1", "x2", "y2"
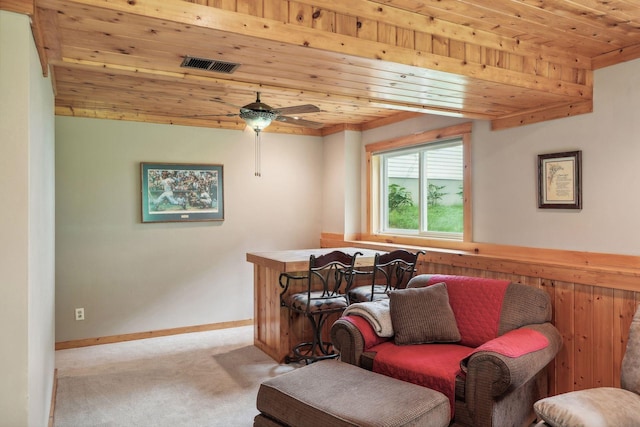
[
  {"x1": 462, "y1": 323, "x2": 562, "y2": 414},
  {"x1": 331, "y1": 318, "x2": 366, "y2": 366}
]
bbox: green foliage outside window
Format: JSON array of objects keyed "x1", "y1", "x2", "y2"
[
  {"x1": 388, "y1": 183, "x2": 414, "y2": 210},
  {"x1": 427, "y1": 183, "x2": 447, "y2": 207},
  {"x1": 388, "y1": 183, "x2": 462, "y2": 232},
  {"x1": 389, "y1": 204, "x2": 463, "y2": 232}
]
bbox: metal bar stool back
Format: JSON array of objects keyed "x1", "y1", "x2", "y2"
[
  {"x1": 280, "y1": 250, "x2": 361, "y2": 364},
  {"x1": 348, "y1": 249, "x2": 425, "y2": 303}
]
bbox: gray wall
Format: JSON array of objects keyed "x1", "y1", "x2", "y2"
[
  {"x1": 55, "y1": 118, "x2": 324, "y2": 341},
  {"x1": 0, "y1": 11, "x2": 56, "y2": 427}
]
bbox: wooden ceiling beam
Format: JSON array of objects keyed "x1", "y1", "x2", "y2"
[
  {"x1": 0, "y1": 0, "x2": 33, "y2": 15},
  {"x1": 48, "y1": 58, "x2": 392, "y2": 112},
  {"x1": 375, "y1": 0, "x2": 634, "y2": 57},
  {"x1": 30, "y1": 0, "x2": 638, "y2": 132},
  {"x1": 491, "y1": 100, "x2": 593, "y2": 130},
  {"x1": 51, "y1": 58, "x2": 499, "y2": 121},
  {"x1": 592, "y1": 43, "x2": 640, "y2": 70},
  {"x1": 455, "y1": 0, "x2": 634, "y2": 48},
  {"x1": 54, "y1": 105, "x2": 325, "y2": 135},
  {"x1": 37, "y1": 0, "x2": 590, "y2": 102},
  {"x1": 290, "y1": 0, "x2": 592, "y2": 69}
]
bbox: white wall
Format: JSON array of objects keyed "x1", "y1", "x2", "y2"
[
  {"x1": 28, "y1": 16, "x2": 56, "y2": 426},
  {"x1": 322, "y1": 132, "x2": 346, "y2": 234},
  {"x1": 55, "y1": 118, "x2": 324, "y2": 341},
  {"x1": 322, "y1": 130, "x2": 362, "y2": 236},
  {"x1": 344, "y1": 131, "x2": 362, "y2": 236},
  {"x1": 0, "y1": 10, "x2": 56, "y2": 427},
  {"x1": 472, "y1": 58, "x2": 640, "y2": 255},
  {"x1": 360, "y1": 59, "x2": 640, "y2": 256},
  {"x1": 0, "y1": 12, "x2": 29, "y2": 425}
]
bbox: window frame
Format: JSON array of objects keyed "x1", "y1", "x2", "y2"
[{"x1": 366, "y1": 122, "x2": 472, "y2": 245}]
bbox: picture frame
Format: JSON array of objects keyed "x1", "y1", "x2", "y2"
[
  {"x1": 537, "y1": 150, "x2": 582, "y2": 209},
  {"x1": 141, "y1": 162, "x2": 224, "y2": 223}
]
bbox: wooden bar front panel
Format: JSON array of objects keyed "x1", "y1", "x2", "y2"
[
  {"x1": 249, "y1": 247, "x2": 380, "y2": 363},
  {"x1": 253, "y1": 264, "x2": 290, "y2": 362}
]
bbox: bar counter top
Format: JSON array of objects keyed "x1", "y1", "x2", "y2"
[{"x1": 246, "y1": 247, "x2": 381, "y2": 272}]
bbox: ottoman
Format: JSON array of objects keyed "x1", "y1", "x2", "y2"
[{"x1": 254, "y1": 359, "x2": 450, "y2": 427}]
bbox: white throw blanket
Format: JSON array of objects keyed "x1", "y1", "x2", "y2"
[{"x1": 343, "y1": 299, "x2": 394, "y2": 338}]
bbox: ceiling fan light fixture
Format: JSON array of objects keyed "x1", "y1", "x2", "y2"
[
  {"x1": 231, "y1": 92, "x2": 321, "y2": 177},
  {"x1": 240, "y1": 109, "x2": 278, "y2": 133}
]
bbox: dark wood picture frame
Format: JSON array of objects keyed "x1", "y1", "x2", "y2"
[
  {"x1": 537, "y1": 150, "x2": 582, "y2": 210},
  {"x1": 141, "y1": 162, "x2": 224, "y2": 223}
]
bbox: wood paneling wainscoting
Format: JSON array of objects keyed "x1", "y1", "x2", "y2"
[{"x1": 320, "y1": 233, "x2": 640, "y2": 396}]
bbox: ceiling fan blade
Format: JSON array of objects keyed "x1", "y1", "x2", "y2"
[
  {"x1": 181, "y1": 113, "x2": 238, "y2": 118},
  {"x1": 276, "y1": 115, "x2": 323, "y2": 129},
  {"x1": 275, "y1": 104, "x2": 320, "y2": 115}
]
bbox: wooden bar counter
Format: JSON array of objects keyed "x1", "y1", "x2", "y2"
[{"x1": 247, "y1": 247, "x2": 380, "y2": 363}]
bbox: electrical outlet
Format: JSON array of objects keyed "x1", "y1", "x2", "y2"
[{"x1": 75, "y1": 307, "x2": 85, "y2": 321}]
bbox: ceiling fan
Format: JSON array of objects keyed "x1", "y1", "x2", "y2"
[
  {"x1": 233, "y1": 92, "x2": 323, "y2": 131},
  {"x1": 196, "y1": 92, "x2": 323, "y2": 177},
  {"x1": 188, "y1": 92, "x2": 323, "y2": 131}
]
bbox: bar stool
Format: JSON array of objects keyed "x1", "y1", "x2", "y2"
[
  {"x1": 279, "y1": 250, "x2": 361, "y2": 364},
  {"x1": 348, "y1": 249, "x2": 424, "y2": 303}
]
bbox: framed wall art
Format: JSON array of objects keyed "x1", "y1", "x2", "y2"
[
  {"x1": 141, "y1": 162, "x2": 224, "y2": 223},
  {"x1": 537, "y1": 150, "x2": 582, "y2": 210}
]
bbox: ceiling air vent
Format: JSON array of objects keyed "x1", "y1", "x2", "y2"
[{"x1": 180, "y1": 56, "x2": 240, "y2": 74}]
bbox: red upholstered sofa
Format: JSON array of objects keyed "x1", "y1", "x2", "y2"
[{"x1": 331, "y1": 274, "x2": 563, "y2": 427}]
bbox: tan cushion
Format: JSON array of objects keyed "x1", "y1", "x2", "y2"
[
  {"x1": 256, "y1": 359, "x2": 450, "y2": 427},
  {"x1": 389, "y1": 282, "x2": 461, "y2": 345},
  {"x1": 534, "y1": 387, "x2": 640, "y2": 427},
  {"x1": 621, "y1": 306, "x2": 640, "y2": 394}
]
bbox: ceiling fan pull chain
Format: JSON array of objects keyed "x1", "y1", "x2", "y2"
[{"x1": 254, "y1": 131, "x2": 261, "y2": 177}]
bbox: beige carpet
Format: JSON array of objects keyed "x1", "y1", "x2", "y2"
[{"x1": 53, "y1": 326, "x2": 297, "y2": 426}]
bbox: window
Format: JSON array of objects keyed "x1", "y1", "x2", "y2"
[{"x1": 366, "y1": 123, "x2": 471, "y2": 243}]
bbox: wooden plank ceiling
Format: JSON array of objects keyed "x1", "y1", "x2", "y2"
[{"x1": 7, "y1": 0, "x2": 640, "y2": 135}]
